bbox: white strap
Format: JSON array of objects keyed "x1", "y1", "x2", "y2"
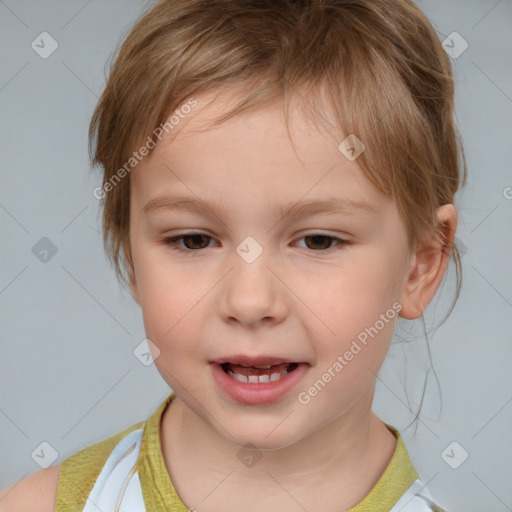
[
  {"x1": 390, "y1": 479, "x2": 446, "y2": 511},
  {"x1": 118, "y1": 471, "x2": 146, "y2": 512},
  {"x1": 81, "y1": 431, "x2": 444, "y2": 512},
  {"x1": 82, "y1": 428, "x2": 146, "y2": 512}
]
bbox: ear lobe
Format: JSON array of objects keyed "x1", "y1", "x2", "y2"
[{"x1": 399, "y1": 204, "x2": 458, "y2": 320}]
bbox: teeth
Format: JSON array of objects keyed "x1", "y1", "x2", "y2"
[
  {"x1": 227, "y1": 369, "x2": 287, "y2": 383},
  {"x1": 240, "y1": 364, "x2": 274, "y2": 369}
]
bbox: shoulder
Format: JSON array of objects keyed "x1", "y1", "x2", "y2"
[
  {"x1": 55, "y1": 421, "x2": 146, "y2": 511},
  {"x1": 0, "y1": 421, "x2": 146, "y2": 512},
  {"x1": 0, "y1": 464, "x2": 60, "y2": 512}
]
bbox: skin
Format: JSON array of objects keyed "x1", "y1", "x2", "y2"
[{"x1": 128, "y1": 90, "x2": 457, "y2": 512}]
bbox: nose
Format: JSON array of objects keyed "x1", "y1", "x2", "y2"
[{"x1": 218, "y1": 247, "x2": 288, "y2": 328}]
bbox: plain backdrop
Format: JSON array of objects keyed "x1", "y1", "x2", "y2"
[{"x1": 1, "y1": 1, "x2": 511, "y2": 510}]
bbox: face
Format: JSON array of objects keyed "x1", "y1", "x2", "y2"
[{"x1": 128, "y1": 91, "x2": 415, "y2": 450}]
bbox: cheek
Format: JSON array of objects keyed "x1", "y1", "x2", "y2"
[
  {"x1": 311, "y1": 249, "x2": 403, "y2": 323},
  {"x1": 302, "y1": 248, "x2": 404, "y2": 368},
  {"x1": 134, "y1": 250, "x2": 215, "y2": 364},
  {"x1": 131, "y1": 243, "x2": 184, "y2": 336},
  {"x1": 139, "y1": 272, "x2": 197, "y2": 345},
  {"x1": 139, "y1": 270, "x2": 207, "y2": 392}
]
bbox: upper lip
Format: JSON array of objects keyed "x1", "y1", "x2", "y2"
[{"x1": 210, "y1": 355, "x2": 304, "y2": 366}]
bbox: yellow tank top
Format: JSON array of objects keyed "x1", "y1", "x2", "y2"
[{"x1": 55, "y1": 392, "x2": 428, "y2": 511}]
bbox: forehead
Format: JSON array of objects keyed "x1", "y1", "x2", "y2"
[
  {"x1": 150, "y1": 85, "x2": 342, "y2": 154},
  {"x1": 130, "y1": 87, "x2": 389, "y2": 212}
]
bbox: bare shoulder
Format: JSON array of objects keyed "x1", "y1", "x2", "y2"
[{"x1": 0, "y1": 465, "x2": 60, "y2": 512}]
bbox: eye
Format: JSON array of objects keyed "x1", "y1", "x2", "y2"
[
  {"x1": 162, "y1": 232, "x2": 349, "y2": 254},
  {"x1": 163, "y1": 233, "x2": 215, "y2": 253},
  {"x1": 296, "y1": 234, "x2": 349, "y2": 251}
]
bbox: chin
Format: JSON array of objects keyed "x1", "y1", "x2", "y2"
[{"x1": 223, "y1": 423, "x2": 302, "y2": 452}]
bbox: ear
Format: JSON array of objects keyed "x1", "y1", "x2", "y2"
[{"x1": 399, "y1": 204, "x2": 458, "y2": 320}]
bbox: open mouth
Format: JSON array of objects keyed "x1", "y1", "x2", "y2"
[{"x1": 221, "y1": 362, "x2": 299, "y2": 384}]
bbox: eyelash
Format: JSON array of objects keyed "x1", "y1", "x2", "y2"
[{"x1": 162, "y1": 233, "x2": 350, "y2": 255}]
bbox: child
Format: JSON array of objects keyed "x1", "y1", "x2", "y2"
[{"x1": 1, "y1": 0, "x2": 466, "y2": 510}]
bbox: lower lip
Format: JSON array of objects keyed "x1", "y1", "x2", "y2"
[{"x1": 210, "y1": 362, "x2": 309, "y2": 405}]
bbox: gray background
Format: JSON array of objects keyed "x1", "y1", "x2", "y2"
[{"x1": 0, "y1": 1, "x2": 511, "y2": 510}]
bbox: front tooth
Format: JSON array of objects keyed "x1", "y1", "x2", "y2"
[
  {"x1": 239, "y1": 364, "x2": 273, "y2": 369},
  {"x1": 233, "y1": 372, "x2": 248, "y2": 383},
  {"x1": 227, "y1": 369, "x2": 285, "y2": 383}
]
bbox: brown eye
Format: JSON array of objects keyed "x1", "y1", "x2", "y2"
[
  {"x1": 296, "y1": 234, "x2": 349, "y2": 252},
  {"x1": 163, "y1": 233, "x2": 214, "y2": 252},
  {"x1": 180, "y1": 234, "x2": 211, "y2": 249},
  {"x1": 304, "y1": 235, "x2": 336, "y2": 250}
]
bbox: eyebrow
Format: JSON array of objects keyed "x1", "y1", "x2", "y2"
[{"x1": 142, "y1": 194, "x2": 379, "y2": 219}]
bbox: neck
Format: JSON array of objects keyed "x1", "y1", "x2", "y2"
[{"x1": 159, "y1": 389, "x2": 397, "y2": 510}]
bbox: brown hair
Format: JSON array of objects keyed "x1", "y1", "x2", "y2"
[{"x1": 89, "y1": 0, "x2": 466, "y2": 425}]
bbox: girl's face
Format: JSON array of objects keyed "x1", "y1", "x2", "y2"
[{"x1": 129, "y1": 93, "x2": 417, "y2": 449}]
